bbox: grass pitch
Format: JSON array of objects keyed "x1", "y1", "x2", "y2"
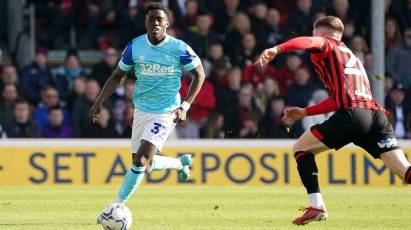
[{"x1": 0, "y1": 186, "x2": 410, "y2": 230}]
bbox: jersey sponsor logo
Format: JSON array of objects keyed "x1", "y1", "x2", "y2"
[
  {"x1": 377, "y1": 138, "x2": 398, "y2": 149},
  {"x1": 139, "y1": 63, "x2": 175, "y2": 75}
]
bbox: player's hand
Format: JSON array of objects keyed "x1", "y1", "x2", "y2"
[
  {"x1": 283, "y1": 107, "x2": 306, "y2": 122},
  {"x1": 89, "y1": 102, "x2": 102, "y2": 123},
  {"x1": 254, "y1": 47, "x2": 278, "y2": 67},
  {"x1": 172, "y1": 108, "x2": 187, "y2": 123}
]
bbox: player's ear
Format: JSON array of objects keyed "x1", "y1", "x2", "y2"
[{"x1": 166, "y1": 21, "x2": 170, "y2": 28}]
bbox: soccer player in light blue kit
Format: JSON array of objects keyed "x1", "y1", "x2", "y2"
[{"x1": 89, "y1": 2, "x2": 205, "y2": 218}]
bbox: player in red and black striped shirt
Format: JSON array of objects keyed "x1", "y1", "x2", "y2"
[{"x1": 256, "y1": 16, "x2": 411, "y2": 225}]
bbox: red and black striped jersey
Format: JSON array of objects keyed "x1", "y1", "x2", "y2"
[
  {"x1": 310, "y1": 38, "x2": 382, "y2": 110},
  {"x1": 278, "y1": 36, "x2": 383, "y2": 111}
]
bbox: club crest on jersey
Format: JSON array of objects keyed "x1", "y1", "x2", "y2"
[
  {"x1": 377, "y1": 138, "x2": 398, "y2": 148},
  {"x1": 139, "y1": 63, "x2": 175, "y2": 75}
]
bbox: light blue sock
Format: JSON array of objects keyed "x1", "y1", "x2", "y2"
[{"x1": 117, "y1": 164, "x2": 146, "y2": 202}]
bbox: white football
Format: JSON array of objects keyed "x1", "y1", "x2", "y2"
[{"x1": 100, "y1": 203, "x2": 132, "y2": 230}]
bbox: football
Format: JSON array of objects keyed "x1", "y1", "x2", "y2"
[{"x1": 99, "y1": 203, "x2": 132, "y2": 230}]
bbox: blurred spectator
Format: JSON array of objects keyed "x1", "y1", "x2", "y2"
[
  {"x1": 261, "y1": 96, "x2": 290, "y2": 138},
  {"x1": 387, "y1": 0, "x2": 408, "y2": 32},
  {"x1": 216, "y1": 67, "x2": 241, "y2": 112},
  {"x1": 83, "y1": 106, "x2": 119, "y2": 138},
  {"x1": 400, "y1": 0, "x2": 411, "y2": 30},
  {"x1": 55, "y1": 50, "x2": 85, "y2": 100},
  {"x1": 0, "y1": 83, "x2": 19, "y2": 126},
  {"x1": 86, "y1": 1, "x2": 124, "y2": 48},
  {"x1": 180, "y1": 76, "x2": 216, "y2": 126},
  {"x1": 119, "y1": 0, "x2": 150, "y2": 46},
  {"x1": 165, "y1": 0, "x2": 189, "y2": 28},
  {"x1": 302, "y1": 89, "x2": 333, "y2": 131},
  {"x1": 181, "y1": 0, "x2": 199, "y2": 28},
  {"x1": 215, "y1": 68, "x2": 244, "y2": 138},
  {"x1": 286, "y1": 0, "x2": 315, "y2": 37},
  {"x1": 350, "y1": 35, "x2": 369, "y2": 63},
  {"x1": 384, "y1": 74, "x2": 394, "y2": 105},
  {"x1": 208, "y1": 42, "x2": 231, "y2": 86},
  {"x1": 213, "y1": 0, "x2": 244, "y2": 34},
  {"x1": 233, "y1": 32, "x2": 259, "y2": 68},
  {"x1": 20, "y1": 48, "x2": 53, "y2": 105},
  {"x1": 183, "y1": 10, "x2": 221, "y2": 58},
  {"x1": 113, "y1": 78, "x2": 134, "y2": 137},
  {"x1": 386, "y1": 28, "x2": 411, "y2": 88},
  {"x1": 262, "y1": 8, "x2": 284, "y2": 48},
  {"x1": 202, "y1": 111, "x2": 225, "y2": 138},
  {"x1": 385, "y1": 16, "x2": 403, "y2": 53},
  {"x1": 5, "y1": 99, "x2": 41, "y2": 138},
  {"x1": 328, "y1": 0, "x2": 356, "y2": 25},
  {"x1": 90, "y1": 47, "x2": 119, "y2": 87},
  {"x1": 1, "y1": 65, "x2": 19, "y2": 90},
  {"x1": 242, "y1": 59, "x2": 277, "y2": 90},
  {"x1": 164, "y1": 10, "x2": 183, "y2": 37},
  {"x1": 286, "y1": 66, "x2": 318, "y2": 108},
  {"x1": 386, "y1": 84, "x2": 409, "y2": 139},
  {"x1": 33, "y1": 85, "x2": 70, "y2": 129},
  {"x1": 72, "y1": 79, "x2": 102, "y2": 137},
  {"x1": 236, "y1": 83, "x2": 261, "y2": 137},
  {"x1": 363, "y1": 53, "x2": 373, "y2": 78},
  {"x1": 27, "y1": 0, "x2": 66, "y2": 48},
  {"x1": 224, "y1": 12, "x2": 251, "y2": 62},
  {"x1": 67, "y1": 75, "x2": 87, "y2": 110},
  {"x1": 255, "y1": 78, "x2": 280, "y2": 113},
  {"x1": 341, "y1": 18, "x2": 356, "y2": 45},
  {"x1": 276, "y1": 53, "x2": 302, "y2": 95},
  {"x1": 239, "y1": 111, "x2": 260, "y2": 138},
  {"x1": 176, "y1": 118, "x2": 200, "y2": 139},
  {"x1": 41, "y1": 106, "x2": 74, "y2": 138},
  {"x1": 249, "y1": 1, "x2": 269, "y2": 50}
]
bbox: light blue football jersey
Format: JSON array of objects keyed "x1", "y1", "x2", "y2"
[{"x1": 118, "y1": 34, "x2": 201, "y2": 113}]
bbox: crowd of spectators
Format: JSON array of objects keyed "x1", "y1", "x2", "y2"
[{"x1": 1, "y1": 0, "x2": 411, "y2": 139}]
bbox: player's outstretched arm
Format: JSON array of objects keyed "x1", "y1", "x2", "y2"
[
  {"x1": 255, "y1": 36, "x2": 325, "y2": 68},
  {"x1": 173, "y1": 64, "x2": 205, "y2": 122},
  {"x1": 89, "y1": 67, "x2": 127, "y2": 122},
  {"x1": 283, "y1": 97, "x2": 338, "y2": 122}
]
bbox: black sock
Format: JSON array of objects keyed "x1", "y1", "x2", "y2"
[
  {"x1": 405, "y1": 166, "x2": 411, "y2": 184},
  {"x1": 295, "y1": 151, "x2": 320, "y2": 194}
]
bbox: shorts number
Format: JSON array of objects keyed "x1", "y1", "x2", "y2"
[{"x1": 151, "y1": 122, "x2": 162, "y2": 134}]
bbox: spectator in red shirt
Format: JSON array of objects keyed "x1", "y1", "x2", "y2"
[
  {"x1": 180, "y1": 76, "x2": 216, "y2": 127},
  {"x1": 276, "y1": 53, "x2": 302, "y2": 95},
  {"x1": 242, "y1": 59, "x2": 277, "y2": 90},
  {"x1": 385, "y1": 16, "x2": 403, "y2": 53},
  {"x1": 208, "y1": 42, "x2": 231, "y2": 87}
]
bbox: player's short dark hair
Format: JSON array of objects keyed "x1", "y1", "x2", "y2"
[
  {"x1": 314, "y1": 16, "x2": 344, "y2": 34},
  {"x1": 145, "y1": 2, "x2": 171, "y2": 18}
]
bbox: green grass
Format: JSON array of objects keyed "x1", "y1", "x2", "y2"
[{"x1": 0, "y1": 186, "x2": 410, "y2": 230}]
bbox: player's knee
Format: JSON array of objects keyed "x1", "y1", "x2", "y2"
[
  {"x1": 293, "y1": 142, "x2": 304, "y2": 154},
  {"x1": 132, "y1": 153, "x2": 147, "y2": 167}
]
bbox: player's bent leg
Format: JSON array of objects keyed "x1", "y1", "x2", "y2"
[
  {"x1": 381, "y1": 149, "x2": 411, "y2": 184},
  {"x1": 293, "y1": 129, "x2": 329, "y2": 154},
  {"x1": 292, "y1": 130, "x2": 330, "y2": 225},
  {"x1": 147, "y1": 153, "x2": 193, "y2": 181},
  {"x1": 116, "y1": 141, "x2": 158, "y2": 203}
]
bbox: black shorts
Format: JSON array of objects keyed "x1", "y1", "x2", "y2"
[{"x1": 311, "y1": 108, "x2": 401, "y2": 158}]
